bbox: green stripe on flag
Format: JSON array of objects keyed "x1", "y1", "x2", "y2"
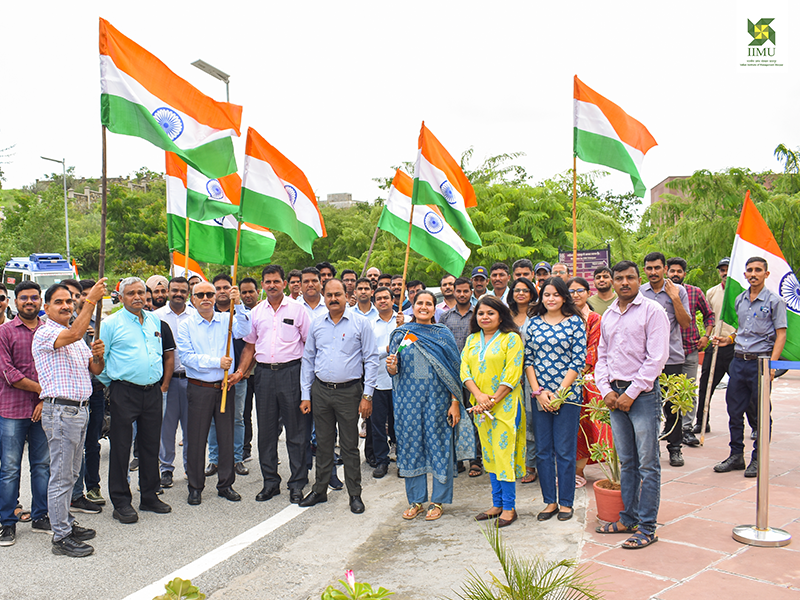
[
  {"x1": 720, "y1": 278, "x2": 746, "y2": 329},
  {"x1": 411, "y1": 179, "x2": 481, "y2": 245},
  {"x1": 186, "y1": 189, "x2": 239, "y2": 221},
  {"x1": 574, "y1": 128, "x2": 646, "y2": 197},
  {"x1": 239, "y1": 188, "x2": 319, "y2": 255},
  {"x1": 378, "y1": 208, "x2": 469, "y2": 276},
  {"x1": 101, "y1": 94, "x2": 237, "y2": 179},
  {"x1": 167, "y1": 215, "x2": 275, "y2": 266}
]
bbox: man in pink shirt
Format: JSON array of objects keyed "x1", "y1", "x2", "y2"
[
  {"x1": 238, "y1": 265, "x2": 311, "y2": 505},
  {"x1": 594, "y1": 260, "x2": 669, "y2": 549}
]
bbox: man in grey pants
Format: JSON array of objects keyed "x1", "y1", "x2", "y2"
[
  {"x1": 33, "y1": 279, "x2": 107, "y2": 557},
  {"x1": 298, "y1": 279, "x2": 379, "y2": 514}
]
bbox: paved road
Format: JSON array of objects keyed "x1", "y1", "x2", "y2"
[{"x1": 3, "y1": 427, "x2": 587, "y2": 600}]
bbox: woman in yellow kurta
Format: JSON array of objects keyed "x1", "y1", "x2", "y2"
[{"x1": 461, "y1": 296, "x2": 526, "y2": 527}]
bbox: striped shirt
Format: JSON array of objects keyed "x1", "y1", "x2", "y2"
[{"x1": 32, "y1": 319, "x2": 93, "y2": 401}]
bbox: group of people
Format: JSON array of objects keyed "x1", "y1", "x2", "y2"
[{"x1": 0, "y1": 251, "x2": 786, "y2": 556}]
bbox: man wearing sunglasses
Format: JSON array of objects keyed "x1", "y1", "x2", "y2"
[{"x1": 0, "y1": 282, "x2": 48, "y2": 547}]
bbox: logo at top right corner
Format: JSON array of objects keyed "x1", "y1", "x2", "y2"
[{"x1": 748, "y1": 18, "x2": 776, "y2": 54}]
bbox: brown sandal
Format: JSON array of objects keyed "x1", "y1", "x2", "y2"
[
  {"x1": 521, "y1": 468, "x2": 537, "y2": 484},
  {"x1": 425, "y1": 503, "x2": 444, "y2": 521},
  {"x1": 403, "y1": 503, "x2": 425, "y2": 520}
]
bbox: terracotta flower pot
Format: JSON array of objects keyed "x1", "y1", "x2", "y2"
[{"x1": 593, "y1": 479, "x2": 624, "y2": 523}]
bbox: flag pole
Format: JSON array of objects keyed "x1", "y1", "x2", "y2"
[
  {"x1": 399, "y1": 206, "x2": 415, "y2": 310},
  {"x1": 184, "y1": 209, "x2": 191, "y2": 277},
  {"x1": 699, "y1": 320, "x2": 723, "y2": 446},
  {"x1": 220, "y1": 221, "x2": 242, "y2": 413},
  {"x1": 93, "y1": 126, "x2": 108, "y2": 356},
  {"x1": 360, "y1": 223, "x2": 380, "y2": 277},
  {"x1": 572, "y1": 153, "x2": 578, "y2": 277}
]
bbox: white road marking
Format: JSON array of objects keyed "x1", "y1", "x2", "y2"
[{"x1": 123, "y1": 504, "x2": 307, "y2": 600}]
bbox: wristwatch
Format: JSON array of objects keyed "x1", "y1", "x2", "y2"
[{"x1": 362, "y1": 394, "x2": 372, "y2": 402}]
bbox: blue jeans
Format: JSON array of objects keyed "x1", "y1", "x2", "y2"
[
  {"x1": 609, "y1": 381, "x2": 662, "y2": 535},
  {"x1": 490, "y1": 473, "x2": 516, "y2": 510},
  {"x1": 532, "y1": 402, "x2": 580, "y2": 508},
  {"x1": 42, "y1": 402, "x2": 88, "y2": 541},
  {"x1": 370, "y1": 389, "x2": 394, "y2": 466},
  {"x1": 72, "y1": 386, "x2": 105, "y2": 499},
  {"x1": 405, "y1": 452, "x2": 454, "y2": 505},
  {"x1": 159, "y1": 377, "x2": 189, "y2": 473},
  {"x1": 0, "y1": 416, "x2": 50, "y2": 525},
  {"x1": 208, "y1": 382, "x2": 245, "y2": 464}
]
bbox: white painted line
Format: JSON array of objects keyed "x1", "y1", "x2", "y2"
[{"x1": 123, "y1": 504, "x2": 307, "y2": 600}]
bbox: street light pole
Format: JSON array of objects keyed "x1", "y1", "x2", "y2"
[{"x1": 41, "y1": 155, "x2": 70, "y2": 260}]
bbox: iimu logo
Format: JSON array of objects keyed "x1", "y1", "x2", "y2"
[{"x1": 747, "y1": 18, "x2": 775, "y2": 56}]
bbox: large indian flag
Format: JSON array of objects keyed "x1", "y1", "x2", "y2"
[
  {"x1": 99, "y1": 18, "x2": 242, "y2": 179},
  {"x1": 166, "y1": 153, "x2": 275, "y2": 267},
  {"x1": 412, "y1": 123, "x2": 481, "y2": 245},
  {"x1": 239, "y1": 127, "x2": 326, "y2": 255},
  {"x1": 379, "y1": 170, "x2": 470, "y2": 276},
  {"x1": 573, "y1": 75, "x2": 657, "y2": 198},
  {"x1": 721, "y1": 191, "x2": 800, "y2": 361}
]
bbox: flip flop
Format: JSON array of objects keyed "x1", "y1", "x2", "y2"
[
  {"x1": 575, "y1": 475, "x2": 587, "y2": 488},
  {"x1": 469, "y1": 465, "x2": 483, "y2": 477},
  {"x1": 596, "y1": 520, "x2": 637, "y2": 534},
  {"x1": 622, "y1": 531, "x2": 658, "y2": 549},
  {"x1": 521, "y1": 468, "x2": 537, "y2": 484},
  {"x1": 14, "y1": 506, "x2": 31, "y2": 523}
]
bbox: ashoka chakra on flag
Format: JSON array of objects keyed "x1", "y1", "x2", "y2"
[
  {"x1": 424, "y1": 212, "x2": 444, "y2": 234},
  {"x1": 780, "y1": 272, "x2": 800, "y2": 314},
  {"x1": 206, "y1": 179, "x2": 225, "y2": 200},
  {"x1": 151, "y1": 107, "x2": 184, "y2": 140},
  {"x1": 439, "y1": 180, "x2": 457, "y2": 205}
]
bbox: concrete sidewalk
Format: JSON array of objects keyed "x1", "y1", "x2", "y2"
[{"x1": 579, "y1": 370, "x2": 800, "y2": 599}]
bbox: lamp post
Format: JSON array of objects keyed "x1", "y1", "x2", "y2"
[
  {"x1": 41, "y1": 155, "x2": 70, "y2": 259},
  {"x1": 191, "y1": 59, "x2": 230, "y2": 102}
]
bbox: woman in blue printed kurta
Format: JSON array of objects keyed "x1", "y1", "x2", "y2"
[
  {"x1": 461, "y1": 296, "x2": 525, "y2": 527},
  {"x1": 523, "y1": 277, "x2": 586, "y2": 521}
]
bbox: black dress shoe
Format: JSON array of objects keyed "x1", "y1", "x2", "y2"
[
  {"x1": 372, "y1": 463, "x2": 389, "y2": 479},
  {"x1": 682, "y1": 431, "x2": 700, "y2": 447},
  {"x1": 218, "y1": 487, "x2": 242, "y2": 502},
  {"x1": 299, "y1": 491, "x2": 328, "y2": 507},
  {"x1": 234, "y1": 462, "x2": 249, "y2": 476},
  {"x1": 349, "y1": 495, "x2": 365, "y2": 514},
  {"x1": 204, "y1": 463, "x2": 218, "y2": 477},
  {"x1": 289, "y1": 489, "x2": 304, "y2": 504},
  {"x1": 537, "y1": 507, "x2": 559, "y2": 521},
  {"x1": 744, "y1": 458, "x2": 758, "y2": 478},
  {"x1": 668, "y1": 449, "x2": 685, "y2": 467},
  {"x1": 714, "y1": 454, "x2": 745, "y2": 472},
  {"x1": 188, "y1": 490, "x2": 202, "y2": 505},
  {"x1": 112, "y1": 505, "x2": 139, "y2": 524},
  {"x1": 255, "y1": 486, "x2": 280, "y2": 502},
  {"x1": 140, "y1": 499, "x2": 172, "y2": 513}
]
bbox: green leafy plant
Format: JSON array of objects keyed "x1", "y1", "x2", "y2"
[
  {"x1": 321, "y1": 570, "x2": 393, "y2": 600},
  {"x1": 153, "y1": 578, "x2": 205, "y2": 600},
  {"x1": 448, "y1": 524, "x2": 603, "y2": 599}
]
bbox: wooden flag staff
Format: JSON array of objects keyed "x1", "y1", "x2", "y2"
[
  {"x1": 93, "y1": 126, "x2": 109, "y2": 354},
  {"x1": 399, "y1": 205, "x2": 415, "y2": 311},
  {"x1": 360, "y1": 223, "x2": 381, "y2": 277},
  {"x1": 220, "y1": 220, "x2": 243, "y2": 413}
]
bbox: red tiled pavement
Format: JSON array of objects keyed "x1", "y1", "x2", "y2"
[{"x1": 579, "y1": 371, "x2": 800, "y2": 598}]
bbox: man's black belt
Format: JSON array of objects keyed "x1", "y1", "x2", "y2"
[
  {"x1": 315, "y1": 377, "x2": 360, "y2": 390},
  {"x1": 188, "y1": 378, "x2": 224, "y2": 389},
  {"x1": 172, "y1": 371, "x2": 187, "y2": 379},
  {"x1": 42, "y1": 397, "x2": 89, "y2": 408},
  {"x1": 735, "y1": 351, "x2": 763, "y2": 361},
  {"x1": 611, "y1": 380, "x2": 632, "y2": 389},
  {"x1": 257, "y1": 358, "x2": 301, "y2": 371},
  {"x1": 115, "y1": 380, "x2": 158, "y2": 391}
]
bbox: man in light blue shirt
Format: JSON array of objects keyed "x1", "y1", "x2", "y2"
[
  {"x1": 177, "y1": 281, "x2": 250, "y2": 506},
  {"x1": 100, "y1": 277, "x2": 169, "y2": 524},
  {"x1": 299, "y1": 279, "x2": 379, "y2": 514},
  {"x1": 353, "y1": 278, "x2": 378, "y2": 320}
]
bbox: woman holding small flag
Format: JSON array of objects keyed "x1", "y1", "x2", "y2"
[
  {"x1": 461, "y1": 296, "x2": 526, "y2": 527},
  {"x1": 386, "y1": 291, "x2": 474, "y2": 521}
]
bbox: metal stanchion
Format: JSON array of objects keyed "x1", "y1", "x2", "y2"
[{"x1": 732, "y1": 356, "x2": 792, "y2": 547}]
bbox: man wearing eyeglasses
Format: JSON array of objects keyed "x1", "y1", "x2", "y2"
[
  {"x1": 0, "y1": 282, "x2": 48, "y2": 547},
  {"x1": 551, "y1": 263, "x2": 571, "y2": 283}
]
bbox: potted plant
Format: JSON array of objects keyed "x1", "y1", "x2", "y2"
[{"x1": 551, "y1": 373, "x2": 697, "y2": 524}]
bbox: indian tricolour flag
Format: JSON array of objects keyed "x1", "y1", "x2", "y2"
[
  {"x1": 239, "y1": 127, "x2": 326, "y2": 255},
  {"x1": 379, "y1": 170, "x2": 470, "y2": 276},
  {"x1": 721, "y1": 191, "x2": 800, "y2": 361},
  {"x1": 100, "y1": 18, "x2": 242, "y2": 179},
  {"x1": 166, "y1": 153, "x2": 275, "y2": 267},
  {"x1": 170, "y1": 251, "x2": 207, "y2": 281},
  {"x1": 396, "y1": 332, "x2": 418, "y2": 353},
  {"x1": 412, "y1": 123, "x2": 481, "y2": 245},
  {"x1": 573, "y1": 75, "x2": 657, "y2": 198}
]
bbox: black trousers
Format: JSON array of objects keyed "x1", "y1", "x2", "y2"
[
  {"x1": 695, "y1": 344, "x2": 735, "y2": 427},
  {"x1": 726, "y1": 357, "x2": 767, "y2": 458},
  {"x1": 108, "y1": 381, "x2": 162, "y2": 509},
  {"x1": 311, "y1": 379, "x2": 362, "y2": 496},
  {"x1": 371, "y1": 389, "x2": 394, "y2": 466},
  {"x1": 186, "y1": 382, "x2": 235, "y2": 492},
  {"x1": 243, "y1": 376, "x2": 255, "y2": 457},
  {"x1": 254, "y1": 363, "x2": 309, "y2": 491},
  {"x1": 662, "y1": 364, "x2": 684, "y2": 451}
]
